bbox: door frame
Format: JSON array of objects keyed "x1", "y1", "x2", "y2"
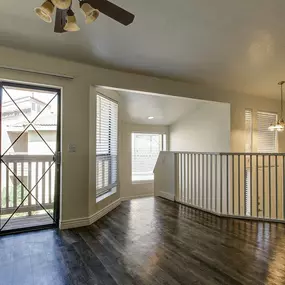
[{"x1": 0, "y1": 81, "x2": 61, "y2": 235}]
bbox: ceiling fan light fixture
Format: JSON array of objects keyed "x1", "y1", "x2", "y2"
[
  {"x1": 51, "y1": 0, "x2": 71, "y2": 10},
  {"x1": 64, "y1": 10, "x2": 80, "y2": 32},
  {"x1": 276, "y1": 119, "x2": 285, "y2": 132},
  {"x1": 34, "y1": 0, "x2": 55, "y2": 23},
  {"x1": 269, "y1": 81, "x2": 285, "y2": 132},
  {"x1": 80, "y1": 2, "x2": 99, "y2": 24},
  {"x1": 268, "y1": 123, "x2": 275, "y2": 131}
]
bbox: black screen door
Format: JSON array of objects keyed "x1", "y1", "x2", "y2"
[{"x1": 0, "y1": 82, "x2": 61, "y2": 234}]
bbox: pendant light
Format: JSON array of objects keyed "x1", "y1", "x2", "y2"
[
  {"x1": 269, "y1": 81, "x2": 285, "y2": 132},
  {"x1": 80, "y1": 1, "x2": 99, "y2": 24},
  {"x1": 64, "y1": 9, "x2": 80, "y2": 32},
  {"x1": 51, "y1": 0, "x2": 71, "y2": 9},
  {"x1": 34, "y1": 0, "x2": 55, "y2": 23}
]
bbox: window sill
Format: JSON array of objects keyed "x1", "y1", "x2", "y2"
[
  {"x1": 132, "y1": 180, "x2": 154, "y2": 185},
  {"x1": 96, "y1": 188, "x2": 117, "y2": 203}
]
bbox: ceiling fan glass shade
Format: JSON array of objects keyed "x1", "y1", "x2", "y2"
[
  {"x1": 276, "y1": 119, "x2": 285, "y2": 132},
  {"x1": 276, "y1": 125, "x2": 285, "y2": 132},
  {"x1": 268, "y1": 81, "x2": 285, "y2": 132},
  {"x1": 268, "y1": 124, "x2": 275, "y2": 131},
  {"x1": 64, "y1": 15, "x2": 80, "y2": 32},
  {"x1": 34, "y1": 0, "x2": 55, "y2": 23},
  {"x1": 51, "y1": 0, "x2": 71, "y2": 9},
  {"x1": 268, "y1": 119, "x2": 285, "y2": 132},
  {"x1": 80, "y1": 3, "x2": 99, "y2": 24}
]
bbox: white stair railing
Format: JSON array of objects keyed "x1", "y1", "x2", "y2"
[{"x1": 155, "y1": 152, "x2": 285, "y2": 222}]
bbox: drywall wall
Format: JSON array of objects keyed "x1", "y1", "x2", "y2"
[
  {"x1": 120, "y1": 123, "x2": 168, "y2": 199},
  {"x1": 170, "y1": 101, "x2": 231, "y2": 152},
  {"x1": 1, "y1": 46, "x2": 285, "y2": 226},
  {"x1": 154, "y1": 152, "x2": 176, "y2": 201}
]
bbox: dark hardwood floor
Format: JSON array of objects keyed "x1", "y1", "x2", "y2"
[{"x1": 1, "y1": 197, "x2": 285, "y2": 285}]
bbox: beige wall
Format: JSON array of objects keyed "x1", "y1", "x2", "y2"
[
  {"x1": 120, "y1": 123, "x2": 168, "y2": 199},
  {"x1": 169, "y1": 101, "x2": 231, "y2": 152},
  {"x1": 1, "y1": 46, "x2": 285, "y2": 224}
]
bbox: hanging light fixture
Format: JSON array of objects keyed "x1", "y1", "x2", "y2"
[
  {"x1": 269, "y1": 81, "x2": 285, "y2": 132},
  {"x1": 34, "y1": 0, "x2": 55, "y2": 23},
  {"x1": 80, "y1": 1, "x2": 99, "y2": 24},
  {"x1": 51, "y1": 0, "x2": 72, "y2": 9},
  {"x1": 34, "y1": 0, "x2": 135, "y2": 33},
  {"x1": 64, "y1": 9, "x2": 80, "y2": 32}
]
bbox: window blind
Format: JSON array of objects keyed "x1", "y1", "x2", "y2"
[
  {"x1": 245, "y1": 109, "x2": 253, "y2": 153},
  {"x1": 132, "y1": 133, "x2": 165, "y2": 181},
  {"x1": 257, "y1": 111, "x2": 277, "y2": 153},
  {"x1": 244, "y1": 109, "x2": 253, "y2": 216},
  {"x1": 96, "y1": 94, "x2": 118, "y2": 197}
]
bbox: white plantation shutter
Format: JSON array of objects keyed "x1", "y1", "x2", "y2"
[
  {"x1": 257, "y1": 111, "x2": 277, "y2": 153},
  {"x1": 96, "y1": 94, "x2": 118, "y2": 197}
]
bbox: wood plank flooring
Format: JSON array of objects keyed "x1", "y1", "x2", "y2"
[{"x1": 1, "y1": 197, "x2": 285, "y2": 284}]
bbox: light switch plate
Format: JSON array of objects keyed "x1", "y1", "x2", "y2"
[{"x1": 68, "y1": 143, "x2": 77, "y2": 153}]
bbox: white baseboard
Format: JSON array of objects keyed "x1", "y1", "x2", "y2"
[
  {"x1": 120, "y1": 193, "x2": 154, "y2": 201},
  {"x1": 60, "y1": 216, "x2": 90, "y2": 230},
  {"x1": 89, "y1": 199, "x2": 121, "y2": 225},
  {"x1": 159, "y1": 191, "x2": 175, "y2": 201},
  {"x1": 60, "y1": 199, "x2": 121, "y2": 230}
]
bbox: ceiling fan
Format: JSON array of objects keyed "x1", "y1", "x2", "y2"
[{"x1": 34, "y1": 0, "x2": 135, "y2": 33}]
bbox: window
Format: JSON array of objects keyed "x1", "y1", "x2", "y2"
[
  {"x1": 245, "y1": 109, "x2": 253, "y2": 153},
  {"x1": 96, "y1": 94, "x2": 118, "y2": 197},
  {"x1": 132, "y1": 133, "x2": 166, "y2": 182},
  {"x1": 257, "y1": 111, "x2": 277, "y2": 153},
  {"x1": 244, "y1": 110, "x2": 278, "y2": 216},
  {"x1": 244, "y1": 109, "x2": 253, "y2": 216},
  {"x1": 32, "y1": 102, "x2": 36, "y2": 111}
]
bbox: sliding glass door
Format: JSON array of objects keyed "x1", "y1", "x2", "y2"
[{"x1": 0, "y1": 82, "x2": 61, "y2": 233}]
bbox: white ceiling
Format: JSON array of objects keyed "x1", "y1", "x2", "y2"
[
  {"x1": 119, "y1": 90, "x2": 202, "y2": 125},
  {"x1": 1, "y1": 1, "x2": 285, "y2": 98}
]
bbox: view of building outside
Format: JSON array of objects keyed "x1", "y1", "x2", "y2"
[{"x1": 2, "y1": 87, "x2": 57, "y2": 155}]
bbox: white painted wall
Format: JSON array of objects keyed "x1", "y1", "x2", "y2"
[
  {"x1": 154, "y1": 152, "x2": 176, "y2": 201},
  {"x1": 169, "y1": 101, "x2": 231, "y2": 152},
  {"x1": 120, "y1": 123, "x2": 168, "y2": 199}
]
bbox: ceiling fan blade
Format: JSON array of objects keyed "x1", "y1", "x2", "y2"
[
  {"x1": 86, "y1": 0, "x2": 135, "y2": 26},
  {"x1": 54, "y1": 8, "x2": 68, "y2": 33}
]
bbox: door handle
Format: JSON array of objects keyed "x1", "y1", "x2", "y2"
[{"x1": 53, "y1": 151, "x2": 61, "y2": 165}]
